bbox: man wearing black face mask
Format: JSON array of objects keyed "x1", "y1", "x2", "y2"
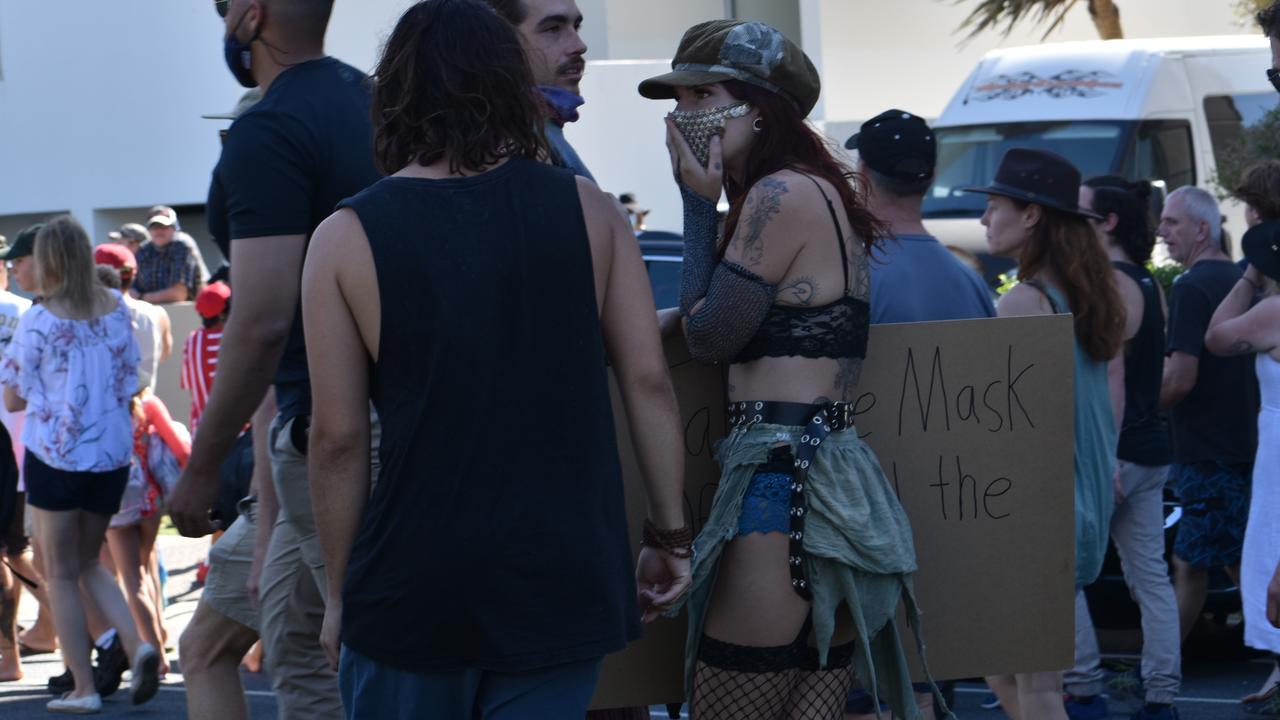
[{"x1": 170, "y1": 1, "x2": 379, "y2": 718}]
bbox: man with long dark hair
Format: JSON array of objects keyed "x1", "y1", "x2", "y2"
[{"x1": 302, "y1": 1, "x2": 690, "y2": 716}]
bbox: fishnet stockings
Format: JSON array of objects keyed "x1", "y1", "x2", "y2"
[
  {"x1": 787, "y1": 665, "x2": 855, "y2": 719},
  {"x1": 691, "y1": 635, "x2": 856, "y2": 720},
  {"x1": 692, "y1": 661, "x2": 795, "y2": 720}
]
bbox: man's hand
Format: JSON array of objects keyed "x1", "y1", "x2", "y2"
[
  {"x1": 321, "y1": 599, "x2": 342, "y2": 671},
  {"x1": 635, "y1": 546, "x2": 692, "y2": 623},
  {"x1": 1113, "y1": 465, "x2": 1126, "y2": 507},
  {"x1": 168, "y1": 462, "x2": 221, "y2": 537}
]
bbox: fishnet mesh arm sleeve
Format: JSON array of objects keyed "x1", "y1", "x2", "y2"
[
  {"x1": 685, "y1": 261, "x2": 776, "y2": 365},
  {"x1": 679, "y1": 184, "x2": 721, "y2": 316}
]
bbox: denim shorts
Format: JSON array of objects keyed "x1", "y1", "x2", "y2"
[{"x1": 24, "y1": 452, "x2": 130, "y2": 516}]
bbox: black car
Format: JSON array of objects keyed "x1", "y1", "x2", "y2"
[{"x1": 639, "y1": 233, "x2": 683, "y2": 310}]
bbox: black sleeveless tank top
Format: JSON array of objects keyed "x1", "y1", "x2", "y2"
[
  {"x1": 734, "y1": 175, "x2": 870, "y2": 363},
  {"x1": 1113, "y1": 261, "x2": 1172, "y2": 466},
  {"x1": 335, "y1": 158, "x2": 638, "y2": 672}
]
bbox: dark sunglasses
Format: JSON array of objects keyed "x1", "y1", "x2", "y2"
[
  {"x1": 215, "y1": 0, "x2": 229, "y2": 18},
  {"x1": 1269, "y1": 67, "x2": 1280, "y2": 94}
]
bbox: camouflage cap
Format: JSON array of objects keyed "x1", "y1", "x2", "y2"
[{"x1": 638, "y1": 20, "x2": 820, "y2": 117}]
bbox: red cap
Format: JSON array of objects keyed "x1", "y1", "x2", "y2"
[
  {"x1": 94, "y1": 243, "x2": 137, "y2": 270},
  {"x1": 195, "y1": 281, "x2": 231, "y2": 319}
]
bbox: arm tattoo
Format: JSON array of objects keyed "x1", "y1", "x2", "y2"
[
  {"x1": 834, "y1": 357, "x2": 862, "y2": 402},
  {"x1": 779, "y1": 276, "x2": 819, "y2": 306},
  {"x1": 736, "y1": 178, "x2": 788, "y2": 267},
  {"x1": 1230, "y1": 338, "x2": 1257, "y2": 355}
]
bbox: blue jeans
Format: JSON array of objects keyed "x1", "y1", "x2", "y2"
[{"x1": 339, "y1": 645, "x2": 603, "y2": 720}]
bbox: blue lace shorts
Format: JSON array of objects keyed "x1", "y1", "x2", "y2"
[{"x1": 736, "y1": 446, "x2": 796, "y2": 536}]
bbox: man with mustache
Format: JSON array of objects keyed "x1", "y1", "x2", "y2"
[{"x1": 486, "y1": 0, "x2": 594, "y2": 180}]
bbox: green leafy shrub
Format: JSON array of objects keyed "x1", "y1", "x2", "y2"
[
  {"x1": 1213, "y1": 105, "x2": 1280, "y2": 200},
  {"x1": 1146, "y1": 260, "x2": 1185, "y2": 296}
]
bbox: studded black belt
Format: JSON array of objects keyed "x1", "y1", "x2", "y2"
[{"x1": 727, "y1": 400, "x2": 854, "y2": 601}]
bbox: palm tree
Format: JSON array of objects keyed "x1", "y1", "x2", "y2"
[{"x1": 959, "y1": 0, "x2": 1124, "y2": 41}]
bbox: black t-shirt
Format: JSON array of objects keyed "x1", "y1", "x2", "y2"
[
  {"x1": 1166, "y1": 259, "x2": 1259, "y2": 464},
  {"x1": 337, "y1": 159, "x2": 639, "y2": 672},
  {"x1": 208, "y1": 57, "x2": 380, "y2": 421},
  {"x1": 1113, "y1": 262, "x2": 1172, "y2": 466}
]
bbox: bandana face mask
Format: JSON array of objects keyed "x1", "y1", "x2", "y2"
[{"x1": 669, "y1": 102, "x2": 753, "y2": 168}]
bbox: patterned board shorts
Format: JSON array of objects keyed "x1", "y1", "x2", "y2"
[{"x1": 1172, "y1": 461, "x2": 1252, "y2": 569}]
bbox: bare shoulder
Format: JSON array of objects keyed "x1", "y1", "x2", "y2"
[
  {"x1": 736, "y1": 170, "x2": 818, "y2": 240},
  {"x1": 309, "y1": 208, "x2": 368, "y2": 261},
  {"x1": 1112, "y1": 266, "x2": 1142, "y2": 299},
  {"x1": 996, "y1": 282, "x2": 1053, "y2": 318},
  {"x1": 574, "y1": 176, "x2": 612, "y2": 218},
  {"x1": 745, "y1": 169, "x2": 825, "y2": 213}
]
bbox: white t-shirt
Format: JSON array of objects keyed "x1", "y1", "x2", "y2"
[
  {"x1": 0, "y1": 291, "x2": 139, "y2": 472},
  {"x1": 125, "y1": 297, "x2": 165, "y2": 392},
  {"x1": 0, "y1": 290, "x2": 31, "y2": 488}
]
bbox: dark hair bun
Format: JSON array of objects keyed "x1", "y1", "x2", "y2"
[{"x1": 1126, "y1": 179, "x2": 1152, "y2": 201}]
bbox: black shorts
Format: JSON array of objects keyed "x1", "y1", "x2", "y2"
[{"x1": 25, "y1": 453, "x2": 130, "y2": 517}]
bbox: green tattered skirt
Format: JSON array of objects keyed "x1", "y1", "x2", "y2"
[{"x1": 674, "y1": 422, "x2": 947, "y2": 719}]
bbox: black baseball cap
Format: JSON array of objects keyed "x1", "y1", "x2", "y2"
[
  {"x1": 1, "y1": 224, "x2": 42, "y2": 261},
  {"x1": 845, "y1": 109, "x2": 936, "y2": 182}
]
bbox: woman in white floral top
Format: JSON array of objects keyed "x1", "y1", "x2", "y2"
[{"x1": 0, "y1": 216, "x2": 160, "y2": 714}]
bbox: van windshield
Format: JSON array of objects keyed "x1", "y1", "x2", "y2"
[{"x1": 922, "y1": 121, "x2": 1129, "y2": 218}]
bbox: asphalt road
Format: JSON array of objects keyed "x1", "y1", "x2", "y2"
[{"x1": 0, "y1": 535, "x2": 1271, "y2": 719}]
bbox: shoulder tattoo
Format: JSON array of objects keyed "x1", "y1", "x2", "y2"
[{"x1": 736, "y1": 177, "x2": 788, "y2": 268}]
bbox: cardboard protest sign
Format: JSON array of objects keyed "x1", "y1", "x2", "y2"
[{"x1": 590, "y1": 315, "x2": 1075, "y2": 709}]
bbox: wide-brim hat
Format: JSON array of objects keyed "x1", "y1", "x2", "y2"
[
  {"x1": 961, "y1": 148, "x2": 1102, "y2": 220},
  {"x1": 1243, "y1": 220, "x2": 1280, "y2": 283},
  {"x1": 638, "y1": 20, "x2": 820, "y2": 117}
]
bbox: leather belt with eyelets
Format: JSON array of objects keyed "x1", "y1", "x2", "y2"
[{"x1": 727, "y1": 400, "x2": 854, "y2": 601}]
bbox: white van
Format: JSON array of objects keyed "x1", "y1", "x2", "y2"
[{"x1": 922, "y1": 36, "x2": 1277, "y2": 276}]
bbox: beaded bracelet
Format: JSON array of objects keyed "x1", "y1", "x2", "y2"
[{"x1": 642, "y1": 519, "x2": 694, "y2": 559}]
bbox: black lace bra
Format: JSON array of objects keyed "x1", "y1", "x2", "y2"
[{"x1": 733, "y1": 175, "x2": 870, "y2": 364}]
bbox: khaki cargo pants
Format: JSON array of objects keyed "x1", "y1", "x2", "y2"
[{"x1": 260, "y1": 412, "x2": 379, "y2": 720}]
